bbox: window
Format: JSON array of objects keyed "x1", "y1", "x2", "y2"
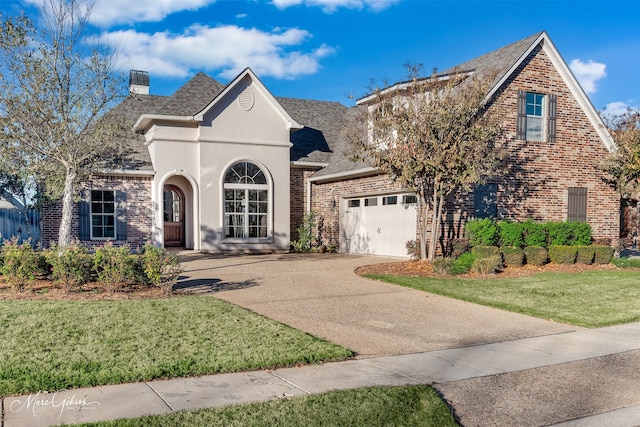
[
  {"x1": 91, "y1": 190, "x2": 115, "y2": 239},
  {"x1": 403, "y1": 195, "x2": 417, "y2": 204},
  {"x1": 163, "y1": 188, "x2": 181, "y2": 223},
  {"x1": 223, "y1": 162, "x2": 269, "y2": 239},
  {"x1": 348, "y1": 199, "x2": 361, "y2": 208},
  {"x1": 365, "y1": 197, "x2": 378, "y2": 207},
  {"x1": 517, "y1": 90, "x2": 557, "y2": 143},
  {"x1": 474, "y1": 183, "x2": 497, "y2": 219},
  {"x1": 568, "y1": 187, "x2": 587, "y2": 222},
  {"x1": 382, "y1": 196, "x2": 397, "y2": 205}
]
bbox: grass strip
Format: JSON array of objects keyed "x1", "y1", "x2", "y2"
[
  {"x1": 366, "y1": 270, "x2": 640, "y2": 328},
  {"x1": 79, "y1": 385, "x2": 457, "y2": 427},
  {"x1": 0, "y1": 296, "x2": 352, "y2": 397}
]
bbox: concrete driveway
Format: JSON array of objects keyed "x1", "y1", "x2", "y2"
[{"x1": 176, "y1": 253, "x2": 576, "y2": 358}]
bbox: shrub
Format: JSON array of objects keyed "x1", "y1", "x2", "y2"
[
  {"x1": 93, "y1": 242, "x2": 133, "y2": 292},
  {"x1": 471, "y1": 255, "x2": 503, "y2": 274},
  {"x1": 611, "y1": 257, "x2": 640, "y2": 268},
  {"x1": 431, "y1": 257, "x2": 453, "y2": 274},
  {"x1": 140, "y1": 242, "x2": 182, "y2": 294},
  {"x1": 522, "y1": 219, "x2": 548, "y2": 247},
  {"x1": 593, "y1": 245, "x2": 614, "y2": 264},
  {"x1": 497, "y1": 220, "x2": 524, "y2": 248},
  {"x1": 548, "y1": 245, "x2": 578, "y2": 264},
  {"x1": 450, "y1": 252, "x2": 475, "y2": 275},
  {"x1": 445, "y1": 238, "x2": 470, "y2": 258},
  {"x1": 47, "y1": 242, "x2": 93, "y2": 292},
  {"x1": 523, "y1": 246, "x2": 549, "y2": 266},
  {"x1": 575, "y1": 245, "x2": 595, "y2": 265},
  {"x1": 405, "y1": 239, "x2": 420, "y2": 260},
  {"x1": 0, "y1": 237, "x2": 42, "y2": 291},
  {"x1": 501, "y1": 246, "x2": 525, "y2": 267},
  {"x1": 548, "y1": 221, "x2": 592, "y2": 246},
  {"x1": 471, "y1": 245, "x2": 500, "y2": 259},
  {"x1": 465, "y1": 218, "x2": 499, "y2": 247},
  {"x1": 290, "y1": 211, "x2": 317, "y2": 252}
]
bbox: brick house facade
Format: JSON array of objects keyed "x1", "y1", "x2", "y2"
[{"x1": 41, "y1": 32, "x2": 620, "y2": 257}]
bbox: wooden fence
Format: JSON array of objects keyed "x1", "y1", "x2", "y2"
[{"x1": 0, "y1": 208, "x2": 41, "y2": 246}]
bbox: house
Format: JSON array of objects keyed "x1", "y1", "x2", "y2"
[{"x1": 41, "y1": 31, "x2": 620, "y2": 257}]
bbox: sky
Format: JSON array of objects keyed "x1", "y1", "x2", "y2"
[{"x1": 3, "y1": 0, "x2": 640, "y2": 114}]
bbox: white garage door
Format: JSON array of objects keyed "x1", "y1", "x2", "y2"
[{"x1": 341, "y1": 194, "x2": 417, "y2": 257}]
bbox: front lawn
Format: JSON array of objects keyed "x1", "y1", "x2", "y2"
[
  {"x1": 366, "y1": 270, "x2": 640, "y2": 327},
  {"x1": 0, "y1": 296, "x2": 352, "y2": 397},
  {"x1": 79, "y1": 385, "x2": 457, "y2": 427}
]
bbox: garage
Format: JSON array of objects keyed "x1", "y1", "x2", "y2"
[{"x1": 340, "y1": 193, "x2": 417, "y2": 257}]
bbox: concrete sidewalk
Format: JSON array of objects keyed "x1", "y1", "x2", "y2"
[{"x1": 4, "y1": 322, "x2": 640, "y2": 426}]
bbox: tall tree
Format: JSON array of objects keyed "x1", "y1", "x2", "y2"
[
  {"x1": 0, "y1": 0, "x2": 127, "y2": 247},
  {"x1": 599, "y1": 109, "x2": 640, "y2": 200},
  {"x1": 347, "y1": 67, "x2": 504, "y2": 261}
]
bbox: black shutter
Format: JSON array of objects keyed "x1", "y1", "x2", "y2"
[
  {"x1": 547, "y1": 94, "x2": 557, "y2": 143},
  {"x1": 115, "y1": 190, "x2": 127, "y2": 241},
  {"x1": 474, "y1": 183, "x2": 497, "y2": 219},
  {"x1": 568, "y1": 187, "x2": 587, "y2": 222},
  {"x1": 516, "y1": 90, "x2": 527, "y2": 140},
  {"x1": 78, "y1": 191, "x2": 90, "y2": 241}
]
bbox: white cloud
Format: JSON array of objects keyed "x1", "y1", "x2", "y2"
[
  {"x1": 601, "y1": 101, "x2": 638, "y2": 118},
  {"x1": 569, "y1": 59, "x2": 606, "y2": 95},
  {"x1": 102, "y1": 25, "x2": 334, "y2": 80},
  {"x1": 23, "y1": 0, "x2": 216, "y2": 27},
  {"x1": 271, "y1": 0, "x2": 399, "y2": 13}
]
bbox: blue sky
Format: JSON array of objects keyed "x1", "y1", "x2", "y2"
[{"x1": 4, "y1": 0, "x2": 640, "y2": 114}]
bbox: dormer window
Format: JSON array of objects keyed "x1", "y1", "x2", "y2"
[{"x1": 517, "y1": 90, "x2": 557, "y2": 143}]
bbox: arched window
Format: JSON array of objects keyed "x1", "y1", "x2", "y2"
[{"x1": 223, "y1": 161, "x2": 269, "y2": 239}]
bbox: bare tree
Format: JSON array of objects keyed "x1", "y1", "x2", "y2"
[
  {"x1": 0, "y1": 0, "x2": 127, "y2": 247},
  {"x1": 347, "y1": 66, "x2": 504, "y2": 261}
]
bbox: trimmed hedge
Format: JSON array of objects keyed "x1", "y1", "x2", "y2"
[
  {"x1": 471, "y1": 245, "x2": 500, "y2": 259},
  {"x1": 549, "y1": 245, "x2": 578, "y2": 264},
  {"x1": 497, "y1": 221, "x2": 524, "y2": 248},
  {"x1": 576, "y1": 246, "x2": 595, "y2": 265},
  {"x1": 501, "y1": 246, "x2": 525, "y2": 267},
  {"x1": 593, "y1": 245, "x2": 614, "y2": 264},
  {"x1": 523, "y1": 246, "x2": 549, "y2": 266},
  {"x1": 522, "y1": 219, "x2": 548, "y2": 247}
]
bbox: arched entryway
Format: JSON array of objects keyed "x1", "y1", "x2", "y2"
[{"x1": 163, "y1": 185, "x2": 185, "y2": 247}]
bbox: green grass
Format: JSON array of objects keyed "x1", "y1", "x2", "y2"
[
  {"x1": 366, "y1": 270, "x2": 640, "y2": 328},
  {"x1": 0, "y1": 296, "x2": 352, "y2": 397},
  {"x1": 611, "y1": 257, "x2": 640, "y2": 269},
  {"x1": 79, "y1": 385, "x2": 457, "y2": 427}
]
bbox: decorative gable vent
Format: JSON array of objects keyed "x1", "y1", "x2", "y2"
[{"x1": 238, "y1": 86, "x2": 255, "y2": 111}]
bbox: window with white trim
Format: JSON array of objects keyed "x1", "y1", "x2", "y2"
[
  {"x1": 91, "y1": 190, "x2": 115, "y2": 239},
  {"x1": 517, "y1": 90, "x2": 557, "y2": 143},
  {"x1": 223, "y1": 162, "x2": 269, "y2": 239},
  {"x1": 525, "y1": 93, "x2": 545, "y2": 141}
]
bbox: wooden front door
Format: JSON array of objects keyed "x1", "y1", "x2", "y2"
[{"x1": 163, "y1": 185, "x2": 185, "y2": 247}]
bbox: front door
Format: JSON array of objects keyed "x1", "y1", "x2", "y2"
[{"x1": 163, "y1": 185, "x2": 185, "y2": 247}]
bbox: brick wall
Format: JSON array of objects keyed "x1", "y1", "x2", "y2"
[
  {"x1": 308, "y1": 44, "x2": 619, "y2": 253},
  {"x1": 41, "y1": 175, "x2": 153, "y2": 249}
]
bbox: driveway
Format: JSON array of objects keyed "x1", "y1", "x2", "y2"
[{"x1": 176, "y1": 253, "x2": 577, "y2": 358}]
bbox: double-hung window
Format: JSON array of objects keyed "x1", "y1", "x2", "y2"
[
  {"x1": 91, "y1": 190, "x2": 116, "y2": 239},
  {"x1": 517, "y1": 90, "x2": 557, "y2": 142}
]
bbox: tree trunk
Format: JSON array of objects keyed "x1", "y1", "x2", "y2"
[
  {"x1": 416, "y1": 188, "x2": 429, "y2": 260},
  {"x1": 57, "y1": 167, "x2": 76, "y2": 248},
  {"x1": 428, "y1": 186, "x2": 440, "y2": 261}
]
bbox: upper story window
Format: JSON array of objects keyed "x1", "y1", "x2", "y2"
[
  {"x1": 223, "y1": 161, "x2": 270, "y2": 240},
  {"x1": 517, "y1": 90, "x2": 557, "y2": 143}
]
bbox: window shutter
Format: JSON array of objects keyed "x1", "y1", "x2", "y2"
[
  {"x1": 115, "y1": 190, "x2": 127, "y2": 241},
  {"x1": 516, "y1": 90, "x2": 527, "y2": 140},
  {"x1": 78, "y1": 192, "x2": 90, "y2": 241},
  {"x1": 567, "y1": 187, "x2": 587, "y2": 222},
  {"x1": 474, "y1": 183, "x2": 497, "y2": 219},
  {"x1": 547, "y1": 94, "x2": 557, "y2": 143}
]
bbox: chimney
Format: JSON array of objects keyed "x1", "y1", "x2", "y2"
[{"x1": 129, "y1": 70, "x2": 149, "y2": 95}]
